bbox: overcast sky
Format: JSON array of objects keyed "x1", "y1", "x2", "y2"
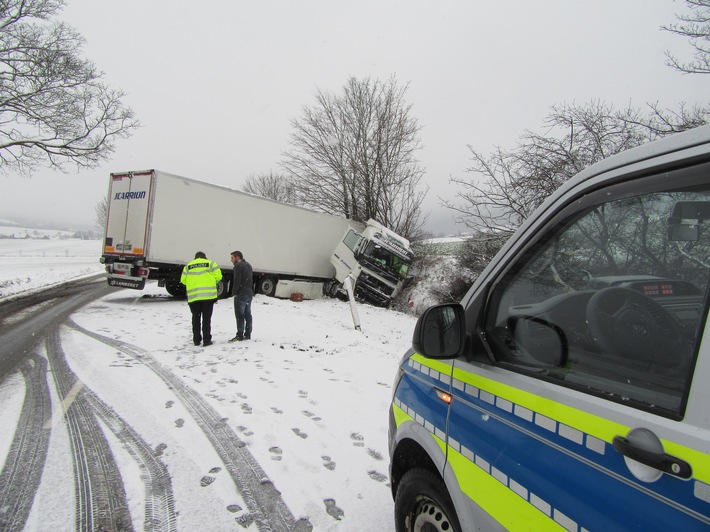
[{"x1": 1, "y1": 0, "x2": 708, "y2": 235}]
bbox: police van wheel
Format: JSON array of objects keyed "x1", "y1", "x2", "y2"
[{"x1": 395, "y1": 469, "x2": 460, "y2": 532}]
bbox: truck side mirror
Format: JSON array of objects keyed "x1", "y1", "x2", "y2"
[{"x1": 412, "y1": 303, "x2": 466, "y2": 359}]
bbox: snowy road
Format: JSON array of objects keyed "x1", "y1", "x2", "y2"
[{"x1": 0, "y1": 281, "x2": 416, "y2": 531}]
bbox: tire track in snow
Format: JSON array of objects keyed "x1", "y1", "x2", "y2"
[
  {"x1": 0, "y1": 355, "x2": 52, "y2": 531},
  {"x1": 46, "y1": 322, "x2": 135, "y2": 532},
  {"x1": 67, "y1": 319, "x2": 312, "y2": 532},
  {"x1": 82, "y1": 382, "x2": 178, "y2": 531}
]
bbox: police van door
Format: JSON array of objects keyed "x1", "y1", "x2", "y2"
[
  {"x1": 446, "y1": 164, "x2": 710, "y2": 530},
  {"x1": 105, "y1": 171, "x2": 153, "y2": 258}
]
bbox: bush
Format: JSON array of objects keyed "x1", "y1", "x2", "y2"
[{"x1": 442, "y1": 232, "x2": 510, "y2": 303}]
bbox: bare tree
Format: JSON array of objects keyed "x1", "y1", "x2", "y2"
[
  {"x1": 281, "y1": 76, "x2": 428, "y2": 240},
  {"x1": 0, "y1": 0, "x2": 139, "y2": 175},
  {"x1": 662, "y1": 0, "x2": 710, "y2": 74},
  {"x1": 444, "y1": 101, "x2": 710, "y2": 238},
  {"x1": 94, "y1": 196, "x2": 107, "y2": 232},
  {"x1": 242, "y1": 172, "x2": 298, "y2": 204}
]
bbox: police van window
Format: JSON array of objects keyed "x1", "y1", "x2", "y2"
[{"x1": 484, "y1": 184, "x2": 710, "y2": 417}]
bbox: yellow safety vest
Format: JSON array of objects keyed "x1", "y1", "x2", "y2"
[{"x1": 180, "y1": 258, "x2": 223, "y2": 303}]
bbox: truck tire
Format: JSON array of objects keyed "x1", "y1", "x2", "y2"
[
  {"x1": 394, "y1": 469, "x2": 461, "y2": 532},
  {"x1": 217, "y1": 279, "x2": 230, "y2": 299},
  {"x1": 165, "y1": 281, "x2": 186, "y2": 299},
  {"x1": 258, "y1": 276, "x2": 277, "y2": 296},
  {"x1": 325, "y1": 281, "x2": 341, "y2": 298}
]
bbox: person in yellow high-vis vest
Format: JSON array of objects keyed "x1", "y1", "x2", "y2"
[{"x1": 180, "y1": 251, "x2": 223, "y2": 346}]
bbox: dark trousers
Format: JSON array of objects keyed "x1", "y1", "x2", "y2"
[
  {"x1": 189, "y1": 299, "x2": 215, "y2": 344},
  {"x1": 234, "y1": 295, "x2": 253, "y2": 338}
]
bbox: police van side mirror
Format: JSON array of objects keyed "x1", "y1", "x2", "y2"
[
  {"x1": 412, "y1": 303, "x2": 466, "y2": 359},
  {"x1": 667, "y1": 200, "x2": 710, "y2": 241},
  {"x1": 507, "y1": 315, "x2": 568, "y2": 367},
  {"x1": 668, "y1": 223, "x2": 699, "y2": 242}
]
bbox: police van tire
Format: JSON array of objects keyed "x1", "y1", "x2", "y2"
[{"x1": 394, "y1": 469, "x2": 461, "y2": 532}]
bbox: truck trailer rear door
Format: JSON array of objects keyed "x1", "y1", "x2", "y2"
[{"x1": 104, "y1": 171, "x2": 153, "y2": 258}]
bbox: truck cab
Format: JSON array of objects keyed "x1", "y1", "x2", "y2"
[
  {"x1": 331, "y1": 219, "x2": 414, "y2": 306},
  {"x1": 389, "y1": 125, "x2": 710, "y2": 530}
]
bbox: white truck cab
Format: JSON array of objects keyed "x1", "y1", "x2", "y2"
[
  {"x1": 389, "y1": 124, "x2": 710, "y2": 531},
  {"x1": 331, "y1": 219, "x2": 414, "y2": 306}
]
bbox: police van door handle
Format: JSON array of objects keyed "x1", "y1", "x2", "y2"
[{"x1": 612, "y1": 436, "x2": 692, "y2": 479}]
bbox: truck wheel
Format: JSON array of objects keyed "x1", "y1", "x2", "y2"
[
  {"x1": 394, "y1": 469, "x2": 461, "y2": 532},
  {"x1": 258, "y1": 276, "x2": 277, "y2": 296},
  {"x1": 325, "y1": 281, "x2": 341, "y2": 298},
  {"x1": 217, "y1": 280, "x2": 230, "y2": 299},
  {"x1": 165, "y1": 281, "x2": 186, "y2": 299}
]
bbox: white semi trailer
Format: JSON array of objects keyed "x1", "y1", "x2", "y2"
[{"x1": 100, "y1": 169, "x2": 414, "y2": 307}]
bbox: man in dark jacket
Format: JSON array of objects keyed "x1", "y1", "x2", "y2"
[{"x1": 229, "y1": 250, "x2": 253, "y2": 341}]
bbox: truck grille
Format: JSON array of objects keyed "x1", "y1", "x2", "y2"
[{"x1": 355, "y1": 273, "x2": 394, "y2": 306}]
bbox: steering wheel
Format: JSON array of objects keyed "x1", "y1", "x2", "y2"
[{"x1": 586, "y1": 287, "x2": 684, "y2": 367}]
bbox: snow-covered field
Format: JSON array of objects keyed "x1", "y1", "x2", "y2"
[
  {"x1": 0, "y1": 225, "x2": 104, "y2": 300},
  {"x1": 0, "y1": 232, "x2": 424, "y2": 530}
]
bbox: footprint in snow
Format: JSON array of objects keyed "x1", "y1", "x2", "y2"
[
  {"x1": 271, "y1": 407, "x2": 283, "y2": 414},
  {"x1": 351, "y1": 432, "x2": 365, "y2": 447},
  {"x1": 322, "y1": 456, "x2": 336, "y2": 471},
  {"x1": 368, "y1": 470, "x2": 388, "y2": 483},
  {"x1": 237, "y1": 425, "x2": 254, "y2": 436},
  {"x1": 175, "y1": 418, "x2": 185, "y2": 428},
  {"x1": 269, "y1": 447, "x2": 283, "y2": 461},
  {"x1": 302, "y1": 410, "x2": 321, "y2": 421},
  {"x1": 200, "y1": 467, "x2": 222, "y2": 487},
  {"x1": 292, "y1": 428, "x2": 308, "y2": 439},
  {"x1": 236, "y1": 513, "x2": 256, "y2": 527},
  {"x1": 367, "y1": 448, "x2": 384, "y2": 460},
  {"x1": 324, "y1": 499, "x2": 344, "y2": 521}
]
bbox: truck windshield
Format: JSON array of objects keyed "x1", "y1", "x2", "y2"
[{"x1": 362, "y1": 241, "x2": 411, "y2": 281}]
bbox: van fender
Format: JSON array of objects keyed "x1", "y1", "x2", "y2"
[
  {"x1": 392, "y1": 400, "x2": 505, "y2": 531},
  {"x1": 390, "y1": 401, "x2": 448, "y2": 480},
  {"x1": 440, "y1": 453, "x2": 505, "y2": 532}
]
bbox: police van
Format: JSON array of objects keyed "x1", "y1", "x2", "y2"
[{"x1": 388, "y1": 124, "x2": 710, "y2": 531}]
